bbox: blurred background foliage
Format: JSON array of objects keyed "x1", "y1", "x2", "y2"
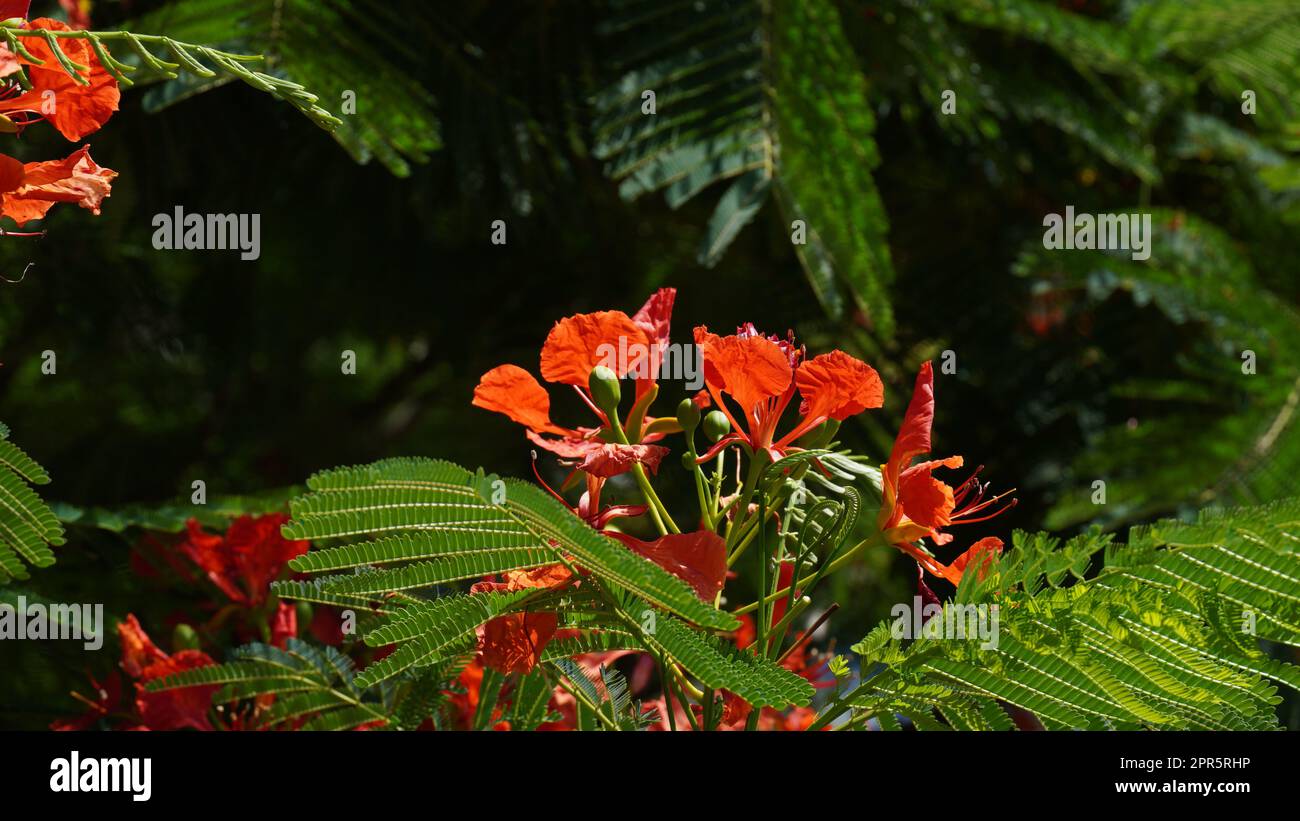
[{"x1": 1, "y1": 0, "x2": 1298, "y2": 727}]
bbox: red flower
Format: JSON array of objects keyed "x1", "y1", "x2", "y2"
[
  {"x1": 877, "y1": 362, "x2": 1013, "y2": 584},
  {"x1": 176, "y1": 513, "x2": 308, "y2": 608},
  {"x1": 0, "y1": 18, "x2": 119, "y2": 140},
  {"x1": 0, "y1": 145, "x2": 115, "y2": 226},
  {"x1": 472, "y1": 288, "x2": 677, "y2": 473},
  {"x1": 693, "y1": 324, "x2": 884, "y2": 462},
  {"x1": 117, "y1": 615, "x2": 217, "y2": 731}
]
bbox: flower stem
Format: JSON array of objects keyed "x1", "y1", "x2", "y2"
[{"x1": 607, "y1": 413, "x2": 679, "y2": 535}]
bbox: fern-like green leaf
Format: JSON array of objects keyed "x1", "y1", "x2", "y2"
[{"x1": 591, "y1": 0, "x2": 895, "y2": 328}]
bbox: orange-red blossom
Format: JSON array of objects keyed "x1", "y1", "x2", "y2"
[
  {"x1": 878, "y1": 362, "x2": 1014, "y2": 585},
  {"x1": 472, "y1": 287, "x2": 678, "y2": 476},
  {"x1": 0, "y1": 18, "x2": 120, "y2": 227},
  {"x1": 692, "y1": 323, "x2": 884, "y2": 464}
]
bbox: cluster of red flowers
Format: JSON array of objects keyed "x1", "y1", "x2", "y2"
[
  {"x1": 54, "y1": 513, "x2": 317, "y2": 731},
  {"x1": 53, "y1": 287, "x2": 1013, "y2": 731},
  {"x1": 471, "y1": 288, "x2": 1013, "y2": 728},
  {"x1": 0, "y1": 3, "x2": 118, "y2": 232}
]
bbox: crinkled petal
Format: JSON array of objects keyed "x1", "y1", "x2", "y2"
[
  {"x1": 631, "y1": 287, "x2": 676, "y2": 396},
  {"x1": 3, "y1": 19, "x2": 119, "y2": 140},
  {"x1": 525, "y1": 429, "x2": 602, "y2": 459},
  {"x1": 576, "y1": 442, "x2": 669, "y2": 478},
  {"x1": 896, "y1": 466, "x2": 956, "y2": 532},
  {"x1": 0, "y1": 144, "x2": 116, "y2": 226},
  {"x1": 694, "y1": 325, "x2": 792, "y2": 421},
  {"x1": 540, "y1": 310, "x2": 648, "y2": 385},
  {"x1": 795, "y1": 350, "x2": 884, "y2": 421}
]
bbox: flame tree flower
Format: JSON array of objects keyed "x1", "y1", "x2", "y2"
[
  {"x1": 877, "y1": 362, "x2": 1015, "y2": 585},
  {"x1": 692, "y1": 323, "x2": 884, "y2": 465},
  {"x1": 0, "y1": 17, "x2": 120, "y2": 140}
]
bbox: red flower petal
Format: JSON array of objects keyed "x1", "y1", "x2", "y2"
[
  {"x1": 540, "y1": 310, "x2": 649, "y2": 386},
  {"x1": 270, "y1": 601, "x2": 298, "y2": 649},
  {"x1": 0, "y1": 145, "x2": 116, "y2": 226},
  {"x1": 117, "y1": 614, "x2": 167, "y2": 679},
  {"x1": 632, "y1": 288, "x2": 675, "y2": 349},
  {"x1": 795, "y1": 350, "x2": 884, "y2": 421},
  {"x1": 609, "y1": 529, "x2": 727, "y2": 601},
  {"x1": 473, "y1": 364, "x2": 570, "y2": 435},
  {"x1": 0, "y1": 19, "x2": 119, "y2": 141},
  {"x1": 895, "y1": 466, "x2": 956, "y2": 534},
  {"x1": 631, "y1": 287, "x2": 676, "y2": 395},
  {"x1": 889, "y1": 362, "x2": 937, "y2": 473},
  {"x1": 575, "y1": 442, "x2": 669, "y2": 478},
  {"x1": 949, "y1": 536, "x2": 1004, "y2": 582},
  {"x1": 478, "y1": 612, "x2": 558, "y2": 675},
  {"x1": 525, "y1": 429, "x2": 602, "y2": 459},
  {"x1": 177, "y1": 513, "x2": 306, "y2": 609},
  {"x1": 694, "y1": 325, "x2": 792, "y2": 419},
  {"x1": 0, "y1": 152, "x2": 23, "y2": 192}
]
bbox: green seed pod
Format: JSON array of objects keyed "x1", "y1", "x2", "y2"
[
  {"x1": 702, "y1": 410, "x2": 731, "y2": 442},
  {"x1": 676, "y1": 397, "x2": 701, "y2": 432},
  {"x1": 172, "y1": 623, "x2": 200, "y2": 652},
  {"x1": 588, "y1": 365, "x2": 622, "y2": 414},
  {"x1": 680, "y1": 451, "x2": 697, "y2": 471}
]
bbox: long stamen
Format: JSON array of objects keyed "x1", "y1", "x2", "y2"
[
  {"x1": 952, "y1": 488, "x2": 1018, "y2": 524},
  {"x1": 529, "y1": 450, "x2": 569, "y2": 507},
  {"x1": 951, "y1": 465, "x2": 985, "y2": 506}
]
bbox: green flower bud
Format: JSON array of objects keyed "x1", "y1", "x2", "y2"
[
  {"x1": 172, "y1": 623, "x2": 200, "y2": 652},
  {"x1": 296, "y1": 601, "x2": 314, "y2": 628},
  {"x1": 676, "y1": 398, "x2": 701, "y2": 432},
  {"x1": 680, "y1": 451, "x2": 697, "y2": 471},
  {"x1": 702, "y1": 410, "x2": 731, "y2": 442},
  {"x1": 588, "y1": 365, "x2": 621, "y2": 414}
]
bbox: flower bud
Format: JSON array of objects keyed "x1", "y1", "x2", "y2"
[
  {"x1": 588, "y1": 365, "x2": 621, "y2": 414},
  {"x1": 296, "y1": 601, "x2": 314, "y2": 629},
  {"x1": 172, "y1": 623, "x2": 200, "y2": 652},
  {"x1": 676, "y1": 397, "x2": 701, "y2": 432},
  {"x1": 702, "y1": 410, "x2": 730, "y2": 442}
]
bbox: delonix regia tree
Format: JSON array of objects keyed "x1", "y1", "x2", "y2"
[{"x1": 0, "y1": 0, "x2": 1297, "y2": 731}]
